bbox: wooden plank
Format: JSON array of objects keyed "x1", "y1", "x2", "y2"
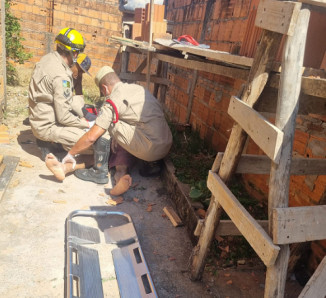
[
  {"x1": 186, "y1": 70, "x2": 198, "y2": 123},
  {"x1": 163, "y1": 206, "x2": 183, "y2": 227},
  {"x1": 153, "y1": 38, "x2": 254, "y2": 67},
  {"x1": 119, "y1": 72, "x2": 169, "y2": 85},
  {"x1": 228, "y1": 96, "x2": 284, "y2": 163},
  {"x1": 207, "y1": 171, "x2": 280, "y2": 266},
  {"x1": 110, "y1": 36, "x2": 156, "y2": 52},
  {"x1": 265, "y1": 9, "x2": 310, "y2": 298},
  {"x1": 269, "y1": 74, "x2": 326, "y2": 98},
  {"x1": 146, "y1": 0, "x2": 154, "y2": 89},
  {"x1": 299, "y1": 256, "x2": 326, "y2": 298},
  {"x1": 216, "y1": 219, "x2": 268, "y2": 236},
  {"x1": 216, "y1": 153, "x2": 326, "y2": 175},
  {"x1": 190, "y1": 30, "x2": 284, "y2": 281},
  {"x1": 152, "y1": 53, "x2": 249, "y2": 81},
  {"x1": 194, "y1": 219, "x2": 269, "y2": 236},
  {"x1": 0, "y1": 156, "x2": 20, "y2": 201},
  {"x1": 135, "y1": 58, "x2": 147, "y2": 74},
  {"x1": 255, "y1": 0, "x2": 301, "y2": 35},
  {"x1": 299, "y1": 0, "x2": 326, "y2": 8},
  {"x1": 273, "y1": 206, "x2": 326, "y2": 244},
  {"x1": 0, "y1": 163, "x2": 6, "y2": 176}
]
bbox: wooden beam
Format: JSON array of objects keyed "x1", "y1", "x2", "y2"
[
  {"x1": 135, "y1": 58, "x2": 147, "y2": 74},
  {"x1": 255, "y1": 0, "x2": 301, "y2": 35},
  {"x1": 299, "y1": 0, "x2": 326, "y2": 8},
  {"x1": 190, "y1": 30, "x2": 283, "y2": 281},
  {"x1": 228, "y1": 96, "x2": 284, "y2": 163},
  {"x1": 207, "y1": 171, "x2": 280, "y2": 266},
  {"x1": 146, "y1": 0, "x2": 154, "y2": 89},
  {"x1": 194, "y1": 219, "x2": 269, "y2": 236},
  {"x1": 299, "y1": 256, "x2": 326, "y2": 298},
  {"x1": 216, "y1": 219, "x2": 268, "y2": 235},
  {"x1": 119, "y1": 72, "x2": 169, "y2": 85},
  {"x1": 265, "y1": 9, "x2": 310, "y2": 298},
  {"x1": 163, "y1": 206, "x2": 183, "y2": 227},
  {"x1": 273, "y1": 206, "x2": 326, "y2": 244},
  {"x1": 215, "y1": 153, "x2": 326, "y2": 175},
  {"x1": 153, "y1": 38, "x2": 254, "y2": 67},
  {"x1": 269, "y1": 74, "x2": 326, "y2": 98},
  {"x1": 186, "y1": 70, "x2": 198, "y2": 124},
  {"x1": 152, "y1": 53, "x2": 249, "y2": 81}
]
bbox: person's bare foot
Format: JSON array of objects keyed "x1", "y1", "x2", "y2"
[
  {"x1": 45, "y1": 153, "x2": 65, "y2": 181},
  {"x1": 110, "y1": 174, "x2": 132, "y2": 196},
  {"x1": 114, "y1": 165, "x2": 128, "y2": 185}
]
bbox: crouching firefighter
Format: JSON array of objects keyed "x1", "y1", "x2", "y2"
[{"x1": 45, "y1": 66, "x2": 173, "y2": 189}]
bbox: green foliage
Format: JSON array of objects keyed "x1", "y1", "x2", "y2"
[
  {"x1": 168, "y1": 122, "x2": 215, "y2": 207},
  {"x1": 5, "y1": 0, "x2": 32, "y2": 85}
]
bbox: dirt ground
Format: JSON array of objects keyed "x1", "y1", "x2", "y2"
[{"x1": 0, "y1": 67, "x2": 303, "y2": 298}]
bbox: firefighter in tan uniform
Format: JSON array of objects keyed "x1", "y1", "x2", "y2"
[
  {"x1": 28, "y1": 28, "x2": 91, "y2": 159},
  {"x1": 45, "y1": 66, "x2": 172, "y2": 189}
]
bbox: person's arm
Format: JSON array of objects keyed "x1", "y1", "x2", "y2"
[
  {"x1": 68, "y1": 124, "x2": 106, "y2": 156},
  {"x1": 73, "y1": 74, "x2": 83, "y2": 95},
  {"x1": 53, "y1": 76, "x2": 89, "y2": 128}
]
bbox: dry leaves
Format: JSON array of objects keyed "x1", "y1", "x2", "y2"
[
  {"x1": 196, "y1": 208, "x2": 206, "y2": 219},
  {"x1": 226, "y1": 280, "x2": 233, "y2": 285},
  {"x1": 19, "y1": 160, "x2": 33, "y2": 168},
  {"x1": 131, "y1": 182, "x2": 139, "y2": 188},
  {"x1": 53, "y1": 199, "x2": 67, "y2": 204},
  {"x1": 106, "y1": 196, "x2": 123, "y2": 206},
  {"x1": 98, "y1": 193, "x2": 105, "y2": 197},
  {"x1": 146, "y1": 203, "x2": 156, "y2": 212},
  {"x1": 133, "y1": 197, "x2": 139, "y2": 203},
  {"x1": 169, "y1": 257, "x2": 176, "y2": 261}
]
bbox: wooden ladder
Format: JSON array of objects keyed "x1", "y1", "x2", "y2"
[{"x1": 189, "y1": 0, "x2": 326, "y2": 297}]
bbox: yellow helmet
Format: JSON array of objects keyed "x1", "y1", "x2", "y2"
[
  {"x1": 76, "y1": 53, "x2": 91, "y2": 75},
  {"x1": 55, "y1": 28, "x2": 85, "y2": 53}
]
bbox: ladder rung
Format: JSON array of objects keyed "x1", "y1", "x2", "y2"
[
  {"x1": 273, "y1": 205, "x2": 326, "y2": 244},
  {"x1": 228, "y1": 96, "x2": 284, "y2": 163},
  {"x1": 207, "y1": 171, "x2": 280, "y2": 266},
  {"x1": 255, "y1": 0, "x2": 302, "y2": 35}
]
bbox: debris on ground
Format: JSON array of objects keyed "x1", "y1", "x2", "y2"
[{"x1": 106, "y1": 196, "x2": 124, "y2": 206}]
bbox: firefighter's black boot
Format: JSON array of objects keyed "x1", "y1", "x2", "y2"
[
  {"x1": 74, "y1": 137, "x2": 110, "y2": 184},
  {"x1": 36, "y1": 138, "x2": 65, "y2": 161}
]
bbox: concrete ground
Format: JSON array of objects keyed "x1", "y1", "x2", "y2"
[{"x1": 0, "y1": 75, "x2": 303, "y2": 297}]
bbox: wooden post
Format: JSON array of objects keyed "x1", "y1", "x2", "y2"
[
  {"x1": 146, "y1": 0, "x2": 154, "y2": 90},
  {"x1": 190, "y1": 30, "x2": 284, "y2": 280},
  {"x1": 153, "y1": 60, "x2": 163, "y2": 98},
  {"x1": 265, "y1": 9, "x2": 310, "y2": 298},
  {"x1": 186, "y1": 70, "x2": 198, "y2": 124}
]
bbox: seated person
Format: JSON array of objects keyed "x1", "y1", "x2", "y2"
[
  {"x1": 28, "y1": 27, "x2": 92, "y2": 161},
  {"x1": 46, "y1": 66, "x2": 173, "y2": 195}
]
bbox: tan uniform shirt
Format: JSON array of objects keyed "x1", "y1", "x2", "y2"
[
  {"x1": 96, "y1": 82, "x2": 172, "y2": 161},
  {"x1": 28, "y1": 51, "x2": 88, "y2": 142}
]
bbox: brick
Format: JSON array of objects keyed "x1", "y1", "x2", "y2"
[{"x1": 306, "y1": 138, "x2": 326, "y2": 158}]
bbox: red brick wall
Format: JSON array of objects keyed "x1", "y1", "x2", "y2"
[{"x1": 9, "y1": 0, "x2": 122, "y2": 75}]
